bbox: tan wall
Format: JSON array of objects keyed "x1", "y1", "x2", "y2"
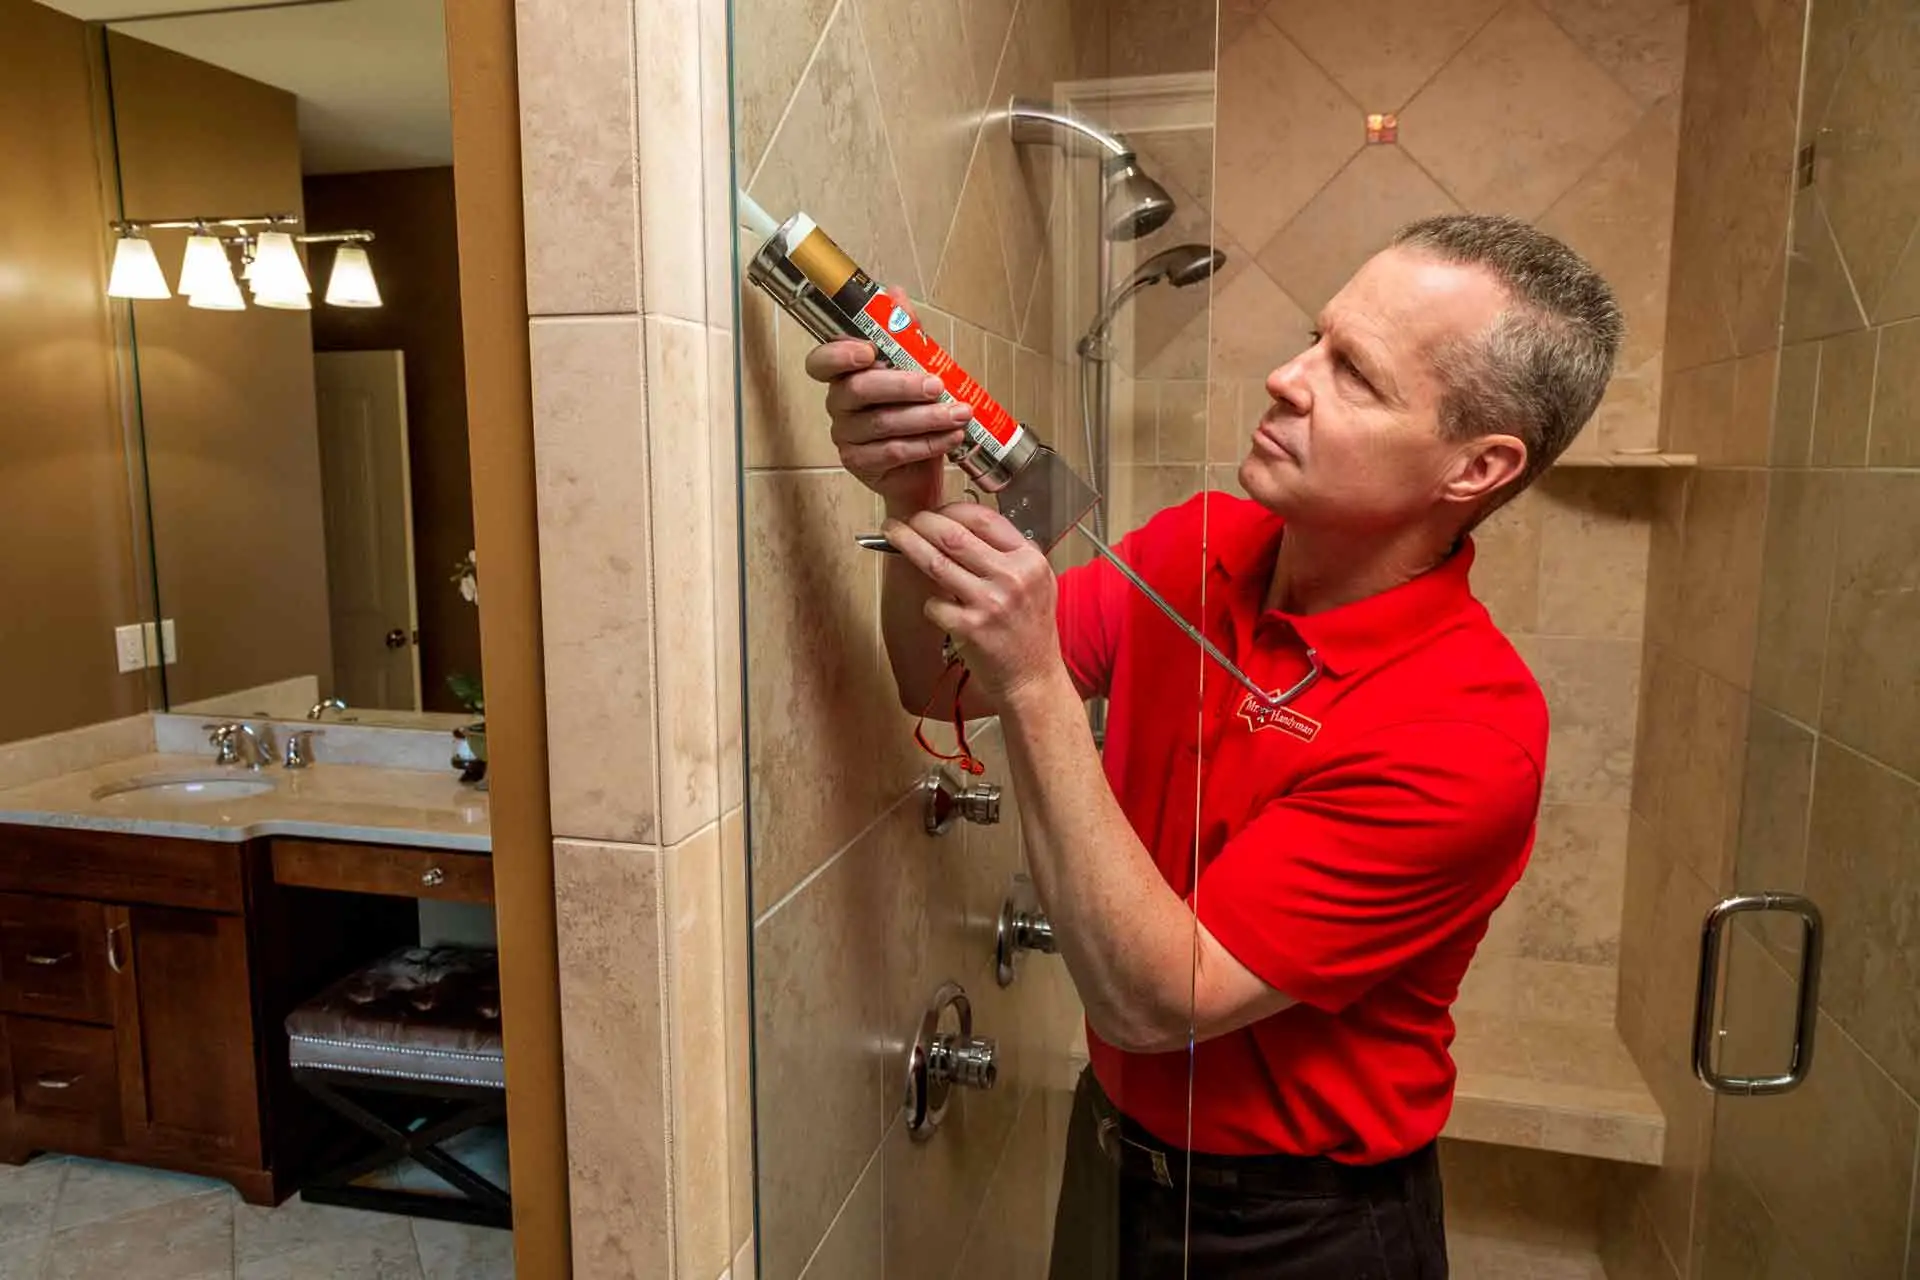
[
  {"x1": 1605, "y1": 0, "x2": 1920, "y2": 1276},
  {"x1": 0, "y1": 0, "x2": 149, "y2": 745},
  {"x1": 305, "y1": 167, "x2": 480, "y2": 714},
  {"x1": 106, "y1": 31, "x2": 332, "y2": 707}
]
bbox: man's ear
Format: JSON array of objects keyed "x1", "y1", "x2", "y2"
[{"x1": 1442, "y1": 434, "x2": 1527, "y2": 509}]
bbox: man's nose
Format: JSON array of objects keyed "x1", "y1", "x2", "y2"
[{"x1": 1265, "y1": 354, "x2": 1310, "y2": 413}]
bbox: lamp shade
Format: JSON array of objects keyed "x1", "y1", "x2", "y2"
[
  {"x1": 186, "y1": 259, "x2": 246, "y2": 311},
  {"x1": 178, "y1": 233, "x2": 239, "y2": 300},
  {"x1": 106, "y1": 235, "x2": 171, "y2": 299},
  {"x1": 324, "y1": 244, "x2": 381, "y2": 308},
  {"x1": 250, "y1": 231, "x2": 310, "y2": 300}
]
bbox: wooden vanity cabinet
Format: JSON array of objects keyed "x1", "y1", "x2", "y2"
[{"x1": 0, "y1": 825, "x2": 416, "y2": 1203}]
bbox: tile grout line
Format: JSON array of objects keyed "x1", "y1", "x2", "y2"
[{"x1": 741, "y1": 0, "x2": 843, "y2": 196}]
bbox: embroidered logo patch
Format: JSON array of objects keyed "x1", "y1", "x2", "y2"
[{"x1": 1237, "y1": 693, "x2": 1322, "y2": 742}]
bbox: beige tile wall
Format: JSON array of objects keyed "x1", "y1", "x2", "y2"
[
  {"x1": 1605, "y1": 0, "x2": 1920, "y2": 1276},
  {"x1": 731, "y1": 0, "x2": 1104, "y2": 1276},
  {"x1": 515, "y1": 0, "x2": 748, "y2": 1274}
]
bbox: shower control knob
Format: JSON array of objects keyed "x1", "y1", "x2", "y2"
[
  {"x1": 903, "y1": 981, "x2": 998, "y2": 1140},
  {"x1": 923, "y1": 767, "x2": 1002, "y2": 836},
  {"x1": 996, "y1": 874, "x2": 1058, "y2": 987}
]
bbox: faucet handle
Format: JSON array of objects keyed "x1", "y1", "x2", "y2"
[
  {"x1": 283, "y1": 729, "x2": 321, "y2": 770},
  {"x1": 202, "y1": 723, "x2": 242, "y2": 766}
]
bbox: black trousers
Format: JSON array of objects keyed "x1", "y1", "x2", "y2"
[{"x1": 1047, "y1": 1069, "x2": 1449, "y2": 1279}]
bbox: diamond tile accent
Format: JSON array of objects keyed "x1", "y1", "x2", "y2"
[
  {"x1": 732, "y1": 0, "x2": 838, "y2": 177},
  {"x1": 931, "y1": 150, "x2": 1015, "y2": 336},
  {"x1": 1212, "y1": 17, "x2": 1363, "y2": 258},
  {"x1": 1257, "y1": 145, "x2": 1459, "y2": 317},
  {"x1": 1398, "y1": 1, "x2": 1642, "y2": 219},
  {"x1": 1533, "y1": 0, "x2": 1689, "y2": 106},
  {"x1": 1266, "y1": 0, "x2": 1505, "y2": 111}
]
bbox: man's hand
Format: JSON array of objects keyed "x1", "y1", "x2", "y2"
[
  {"x1": 882, "y1": 502, "x2": 1061, "y2": 704},
  {"x1": 805, "y1": 326, "x2": 973, "y2": 516}
]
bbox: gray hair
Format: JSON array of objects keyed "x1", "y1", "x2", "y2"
[{"x1": 1391, "y1": 214, "x2": 1623, "y2": 504}]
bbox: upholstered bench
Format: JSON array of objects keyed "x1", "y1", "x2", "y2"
[{"x1": 286, "y1": 944, "x2": 511, "y2": 1227}]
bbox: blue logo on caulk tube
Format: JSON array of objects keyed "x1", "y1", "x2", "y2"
[{"x1": 887, "y1": 306, "x2": 911, "y2": 333}]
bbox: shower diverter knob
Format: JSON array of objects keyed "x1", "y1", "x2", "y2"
[
  {"x1": 996, "y1": 873, "x2": 1058, "y2": 987},
  {"x1": 903, "y1": 981, "x2": 998, "y2": 1140},
  {"x1": 923, "y1": 766, "x2": 1002, "y2": 836}
]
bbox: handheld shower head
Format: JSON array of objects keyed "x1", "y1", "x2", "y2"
[{"x1": 1077, "y1": 243, "x2": 1227, "y2": 356}]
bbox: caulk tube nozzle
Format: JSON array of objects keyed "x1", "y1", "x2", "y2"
[{"x1": 737, "y1": 189, "x2": 780, "y2": 243}]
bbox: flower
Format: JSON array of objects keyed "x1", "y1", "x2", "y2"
[{"x1": 452, "y1": 550, "x2": 478, "y2": 606}]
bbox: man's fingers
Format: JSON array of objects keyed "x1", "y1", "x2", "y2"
[
  {"x1": 882, "y1": 516, "x2": 988, "y2": 604},
  {"x1": 895, "y1": 507, "x2": 1008, "y2": 578},
  {"x1": 803, "y1": 340, "x2": 876, "y2": 383},
  {"x1": 839, "y1": 431, "x2": 966, "y2": 473},
  {"x1": 938, "y1": 501, "x2": 1031, "y2": 553},
  {"x1": 824, "y1": 367, "x2": 958, "y2": 417}
]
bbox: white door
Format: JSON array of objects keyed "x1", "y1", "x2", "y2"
[{"x1": 313, "y1": 350, "x2": 420, "y2": 710}]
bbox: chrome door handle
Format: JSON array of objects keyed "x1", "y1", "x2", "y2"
[{"x1": 1693, "y1": 892, "x2": 1822, "y2": 1095}]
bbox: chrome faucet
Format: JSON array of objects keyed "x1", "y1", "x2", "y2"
[
  {"x1": 205, "y1": 721, "x2": 276, "y2": 770},
  {"x1": 308, "y1": 697, "x2": 348, "y2": 721}
]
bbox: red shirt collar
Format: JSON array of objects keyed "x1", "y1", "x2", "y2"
[{"x1": 1210, "y1": 505, "x2": 1480, "y2": 680}]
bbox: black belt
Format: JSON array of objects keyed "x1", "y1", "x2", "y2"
[{"x1": 1083, "y1": 1071, "x2": 1431, "y2": 1197}]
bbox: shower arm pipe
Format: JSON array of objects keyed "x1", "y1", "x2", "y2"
[{"x1": 1008, "y1": 99, "x2": 1132, "y2": 164}]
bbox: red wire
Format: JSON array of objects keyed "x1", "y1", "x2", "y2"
[{"x1": 913, "y1": 655, "x2": 986, "y2": 776}]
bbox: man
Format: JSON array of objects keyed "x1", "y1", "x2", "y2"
[{"x1": 807, "y1": 214, "x2": 1622, "y2": 1277}]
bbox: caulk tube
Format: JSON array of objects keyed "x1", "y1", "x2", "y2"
[{"x1": 746, "y1": 211, "x2": 1038, "y2": 492}]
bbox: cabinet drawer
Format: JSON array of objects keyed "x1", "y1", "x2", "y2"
[
  {"x1": 0, "y1": 826, "x2": 243, "y2": 913},
  {"x1": 0, "y1": 895, "x2": 112, "y2": 1024},
  {"x1": 4, "y1": 1016, "x2": 121, "y2": 1147},
  {"x1": 272, "y1": 840, "x2": 493, "y2": 904}
]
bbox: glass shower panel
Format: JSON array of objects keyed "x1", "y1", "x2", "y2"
[{"x1": 728, "y1": 0, "x2": 1220, "y2": 1274}]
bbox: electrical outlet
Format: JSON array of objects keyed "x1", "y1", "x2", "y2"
[
  {"x1": 161, "y1": 618, "x2": 177, "y2": 664},
  {"x1": 114, "y1": 624, "x2": 146, "y2": 674},
  {"x1": 138, "y1": 620, "x2": 178, "y2": 668},
  {"x1": 142, "y1": 622, "x2": 159, "y2": 668}
]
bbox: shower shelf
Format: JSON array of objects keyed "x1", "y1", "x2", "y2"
[{"x1": 1555, "y1": 450, "x2": 1698, "y2": 468}]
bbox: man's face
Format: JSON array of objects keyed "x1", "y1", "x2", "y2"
[{"x1": 1237, "y1": 247, "x2": 1514, "y2": 531}]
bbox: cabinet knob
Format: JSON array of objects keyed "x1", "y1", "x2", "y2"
[
  {"x1": 24, "y1": 952, "x2": 73, "y2": 967},
  {"x1": 421, "y1": 867, "x2": 447, "y2": 888},
  {"x1": 33, "y1": 1074, "x2": 79, "y2": 1091}
]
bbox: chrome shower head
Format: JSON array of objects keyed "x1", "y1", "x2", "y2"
[
  {"x1": 1077, "y1": 243, "x2": 1228, "y2": 357},
  {"x1": 1007, "y1": 97, "x2": 1177, "y2": 242},
  {"x1": 1101, "y1": 157, "x2": 1176, "y2": 241}
]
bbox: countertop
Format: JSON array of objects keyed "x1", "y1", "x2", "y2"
[{"x1": 0, "y1": 753, "x2": 491, "y2": 852}]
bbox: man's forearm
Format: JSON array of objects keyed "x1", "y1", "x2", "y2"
[{"x1": 998, "y1": 665, "x2": 1203, "y2": 1053}]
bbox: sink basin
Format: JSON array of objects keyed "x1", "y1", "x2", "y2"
[{"x1": 91, "y1": 773, "x2": 277, "y2": 802}]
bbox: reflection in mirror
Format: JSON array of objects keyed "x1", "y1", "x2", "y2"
[{"x1": 99, "y1": 0, "x2": 479, "y2": 730}]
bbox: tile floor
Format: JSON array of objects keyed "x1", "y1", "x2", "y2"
[{"x1": 0, "y1": 1154, "x2": 512, "y2": 1280}]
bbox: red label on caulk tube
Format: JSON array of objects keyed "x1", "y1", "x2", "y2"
[{"x1": 850, "y1": 293, "x2": 1027, "y2": 465}]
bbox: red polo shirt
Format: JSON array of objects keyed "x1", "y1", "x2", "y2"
[{"x1": 1055, "y1": 493, "x2": 1546, "y2": 1164}]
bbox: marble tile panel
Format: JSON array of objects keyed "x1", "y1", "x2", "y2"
[
  {"x1": 1731, "y1": 705, "x2": 1814, "y2": 968},
  {"x1": 931, "y1": 152, "x2": 1015, "y2": 339},
  {"x1": 634, "y1": 0, "x2": 708, "y2": 323},
  {"x1": 753, "y1": 828, "x2": 885, "y2": 1280},
  {"x1": 1768, "y1": 339, "x2": 1820, "y2": 465},
  {"x1": 44, "y1": 1190, "x2": 234, "y2": 1280},
  {"x1": 1524, "y1": 636, "x2": 1641, "y2": 807},
  {"x1": 1810, "y1": 323, "x2": 1878, "y2": 465},
  {"x1": 709, "y1": 330, "x2": 746, "y2": 814},
  {"x1": 665, "y1": 822, "x2": 734, "y2": 1279},
  {"x1": 1672, "y1": 467, "x2": 1766, "y2": 691},
  {"x1": 0, "y1": 1158, "x2": 63, "y2": 1246},
  {"x1": 0, "y1": 717, "x2": 152, "y2": 794},
  {"x1": 50, "y1": 1159, "x2": 221, "y2": 1232},
  {"x1": 530, "y1": 317, "x2": 659, "y2": 844},
  {"x1": 1513, "y1": 804, "x2": 1627, "y2": 965},
  {"x1": 1724, "y1": 347, "x2": 1778, "y2": 465},
  {"x1": 1783, "y1": 187, "x2": 1870, "y2": 346},
  {"x1": 1867, "y1": 317, "x2": 1920, "y2": 465},
  {"x1": 553, "y1": 839, "x2": 671, "y2": 1280},
  {"x1": 645, "y1": 319, "x2": 721, "y2": 844},
  {"x1": 234, "y1": 1196, "x2": 415, "y2": 1266},
  {"x1": 515, "y1": 0, "x2": 638, "y2": 315},
  {"x1": 1750, "y1": 469, "x2": 1840, "y2": 726},
  {"x1": 1822, "y1": 470, "x2": 1920, "y2": 779},
  {"x1": 731, "y1": 0, "x2": 837, "y2": 180},
  {"x1": 1534, "y1": 471, "x2": 1653, "y2": 640},
  {"x1": 797, "y1": 1152, "x2": 882, "y2": 1280},
  {"x1": 412, "y1": 1220, "x2": 513, "y2": 1280}
]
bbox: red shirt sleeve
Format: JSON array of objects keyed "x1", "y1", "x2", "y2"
[{"x1": 1194, "y1": 719, "x2": 1541, "y2": 1014}]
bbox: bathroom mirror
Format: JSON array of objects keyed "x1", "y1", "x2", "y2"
[{"x1": 96, "y1": 0, "x2": 480, "y2": 730}]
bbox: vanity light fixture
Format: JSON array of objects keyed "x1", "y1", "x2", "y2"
[
  {"x1": 105, "y1": 214, "x2": 376, "y2": 310},
  {"x1": 106, "y1": 231, "x2": 171, "y2": 299},
  {"x1": 322, "y1": 240, "x2": 381, "y2": 308}
]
